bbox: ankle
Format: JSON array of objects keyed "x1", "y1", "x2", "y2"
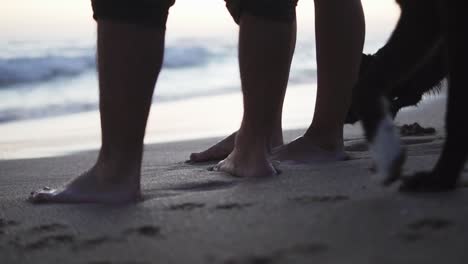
[
  {"x1": 99, "y1": 145, "x2": 142, "y2": 164},
  {"x1": 302, "y1": 131, "x2": 344, "y2": 151},
  {"x1": 271, "y1": 127, "x2": 284, "y2": 148},
  {"x1": 95, "y1": 151, "x2": 142, "y2": 184}
]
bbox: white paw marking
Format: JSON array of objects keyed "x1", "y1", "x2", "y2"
[{"x1": 369, "y1": 115, "x2": 403, "y2": 183}]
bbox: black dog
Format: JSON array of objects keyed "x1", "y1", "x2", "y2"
[
  {"x1": 345, "y1": 45, "x2": 447, "y2": 124},
  {"x1": 354, "y1": 0, "x2": 468, "y2": 191}
]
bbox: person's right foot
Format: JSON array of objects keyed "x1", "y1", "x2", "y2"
[
  {"x1": 213, "y1": 148, "x2": 278, "y2": 178},
  {"x1": 210, "y1": 128, "x2": 279, "y2": 178}
]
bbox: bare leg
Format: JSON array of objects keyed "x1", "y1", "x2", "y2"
[
  {"x1": 189, "y1": 16, "x2": 296, "y2": 163},
  {"x1": 214, "y1": 14, "x2": 296, "y2": 177},
  {"x1": 273, "y1": 0, "x2": 365, "y2": 163},
  {"x1": 29, "y1": 21, "x2": 165, "y2": 203}
]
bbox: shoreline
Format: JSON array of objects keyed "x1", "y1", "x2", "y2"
[
  {"x1": 0, "y1": 83, "x2": 318, "y2": 160},
  {"x1": 0, "y1": 82, "x2": 445, "y2": 161}
]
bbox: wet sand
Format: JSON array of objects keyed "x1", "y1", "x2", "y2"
[{"x1": 2, "y1": 94, "x2": 468, "y2": 264}]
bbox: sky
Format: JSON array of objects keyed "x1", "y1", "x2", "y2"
[{"x1": 0, "y1": 0, "x2": 400, "y2": 42}]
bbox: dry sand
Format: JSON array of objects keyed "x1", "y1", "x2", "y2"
[{"x1": 1, "y1": 94, "x2": 468, "y2": 264}]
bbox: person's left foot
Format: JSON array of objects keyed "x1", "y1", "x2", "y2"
[
  {"x1": 189, "y1": 132, "x2": 237, "y2": 162},
  {"x1": 28, "y1": 161, "x2": 142, "y2": 204},
  {"x1": 189, "y1": 129, "x2": 284, "y2": 163}
]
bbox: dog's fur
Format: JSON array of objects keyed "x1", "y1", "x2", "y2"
[
  {"x1": 354, "y1": 0, "x2": 468, "y2": 191},
  {"x1": 345, "y1": 46, "x2": 447, "y2": 124}
]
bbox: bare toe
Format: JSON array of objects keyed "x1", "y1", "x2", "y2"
[
  {"x1": 271, "y1": 160, "x2": 282, "y2": 174},
  {"x1": 189, "y1": 133, "x2": 237, "y2": 162},
  {"x1": 29, "y1": 188, "x2": 61, "y2": 203},
  {"x1": 189, "y1": 148, "x2": 229, "y2": 163}
]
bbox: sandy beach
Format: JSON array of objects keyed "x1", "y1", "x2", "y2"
[{"x1": 1, "y1": 93, "x2": 468, "y2": 264}]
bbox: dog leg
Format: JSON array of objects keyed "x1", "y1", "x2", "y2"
[
  {"x1": 401, "y1": 0, "x2": 468, "y2": 192},
  {"x1": 355, "y1": 0, "x2": 442, "y2": 185}
]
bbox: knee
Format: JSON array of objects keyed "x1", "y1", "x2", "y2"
[
  {"x1": 225, "y1": 0, "x2": 298, "y2": 24},
  {"x1": 91, "y1": 0, "x2": 175, "y2": 29}
]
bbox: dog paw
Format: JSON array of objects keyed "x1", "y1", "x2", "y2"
[
  {"x1": 369, "y1": 115, "x2": 405, "y2": 185},
  {"x1": 399, "y1": 171, "x2": 457, "y2": 192}
]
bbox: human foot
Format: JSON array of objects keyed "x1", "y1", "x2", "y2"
[
  {"x1": 189, "y1": 131, "x2": 284, "y2": 163},
  {"x1": 272, "y1": 136, "x2": 348, "y2": 164},
  {"x1": 212, "y1": 148, "x2": 278, "y2": 178},
  {"x1": 189, "y1": 132, "x2": 237, "y2": 162},
  {"x1": 29, "y1": 163, "x2": 141, "y2": 204}
]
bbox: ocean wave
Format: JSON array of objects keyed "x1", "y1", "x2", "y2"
[
  {"x1": 0, "y1": 55, "x2": 96, "y2": 88},
  {"x1": 0, "y1": 44, "x2": 223, "y2": 89},
  {"x1": 288, "y1": 68, "x2": 317, "y2": 84},
  {"x1": 163, "y1": 46, "x2": 214, "y2": 69},
  {"x1": 0, "y1": 103, "x2": 97, "y2": 123}
]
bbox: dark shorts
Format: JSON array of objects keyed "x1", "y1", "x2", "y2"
[
  {"x1": 91, "y1": 0, "x2": 298, "y2": 28},
  {"x1": 226, "y1": 0, "x2": 298, "y2": 25}
]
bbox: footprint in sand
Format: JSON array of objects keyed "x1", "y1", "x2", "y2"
[
  {"x1": 214, "y1": 203, "x2": 253, "y2": 210},
  {"x1": 167, "y1": 203, "x2": 205, "y2": 211},
  {"x1": 165, "y1": 162, "x2": 208, "y2": 172},
  {"x1": 5, "y1": 222, "x2": 123, "y2": 252},
  {"x1": 0, "y1": 218, "x2": 19, "y2": 228},
  {"x1": 283, "y1": 243, "x2": 329, "y2": 256},
  {"x1": 0, "y1": 221, "x2": 74, "y2": 251},
  {"x1": 4, "y1": 223, "x2": 161, "y2": 252},
  {"x1": 170, "y1": 180, "x2": 237, "y2": 192},
  {"x1": 224, "y1": 242, "x2": 329, "y2": 264},
  {"x1": 224, "y1": 255, "x2": 273, "y2": 264},
  {"x1": 397, "y1": 232, "x2": 425, "y2": 242},
  {"x1": 397, "y1": 218, "x2": 453, "y2": 242},
  {"x1": 22, "y1": 234, "x2": 76, "y2": 251},
  {"x1": 73, "y1": 236, "x2": 123, "y2": 251},
  {"x1": 0, "y1": 218, "x2": 19, "y2": 236},
  {"x1": 29, "y1": 223, "x2": 68, "y2": 234},
  {"x1": 407, "y1": 218, "x2": 453, "y2": 231},
  {"x1": 89, "y1": 261, "x2": 150, "y2": 264},
  {"x1": 146, "y1": 180, "x2": 236, "y2": 201},
  {"x1": 291, "y1": 195, "x2": 349, "y2": 204},
  {"x1": 123, "y1": 225, "x2": 161, "y2": 238}
]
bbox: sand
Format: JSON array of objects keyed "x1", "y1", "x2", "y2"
[{"x1": 1, "y1": 94, "x2": 468, "y2": 264}]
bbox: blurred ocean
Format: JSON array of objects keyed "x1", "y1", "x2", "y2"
[
  {"x1": 0, "y1": 37, "x2": 322, "y2": 123},
  {"x1": 2, "y1": 33, "x2": 407, "y2": 125},
  {"x1": 0, "y1": 0, "x2": 402, "y2": 124},
  {"x1": 0, "y1": 0, "x2": 405, "y2": 159}
]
